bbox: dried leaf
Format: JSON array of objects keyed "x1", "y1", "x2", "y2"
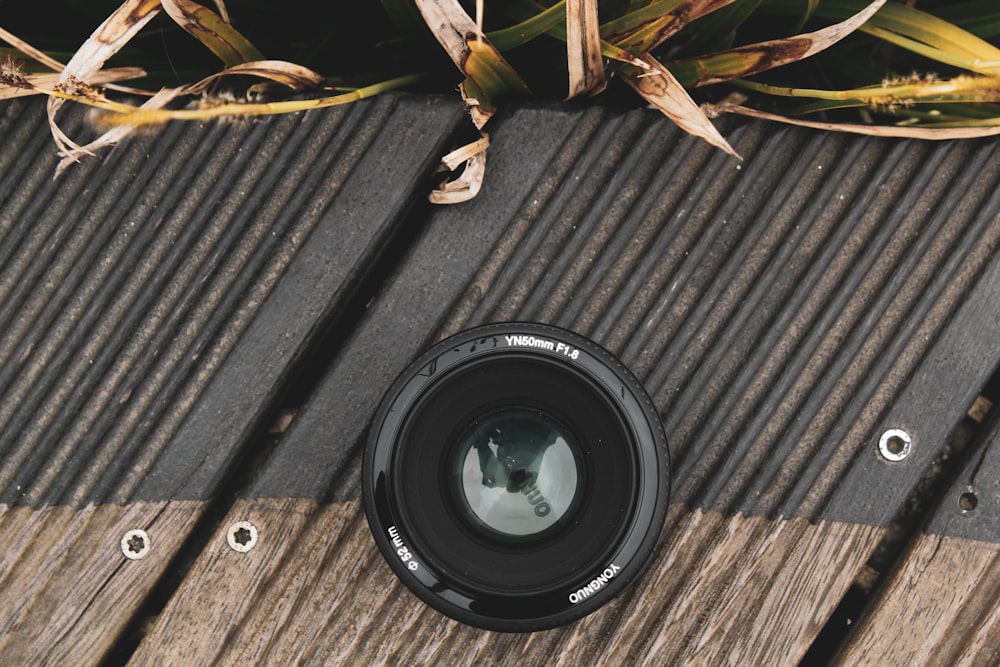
[
  {"x1": 624, "y1": 54, "x2": 739, "y2": 158},
  {"x1": 438, "y1": 133, "x2": 490, "y2": 171},
  {"x1": 429, "y1": 132, "x2": 490, "y2": 204},
  {"x1": 59, "y1": 0, "x2": 161, "y2": 82},
  {"x1": 1, "y1": 68, "x2": 145, "y2": 100},
  {"x1": 212, "y1": 0, "x2": 230, "y2": 24},
  {"x1": 47, "y1": 0, "x2": 162, "y2": 157},
  {"x1": 706, "y1": 100, "x2": 1000, "y2": 139},
  {"x1": 161, "y1": 0, "x2": 264, "y2": 67},
  {"x1": 63, "y1": 73, "x2": 424, "y2": 127},
  {"x1": 414, "y1": 0, "x2": 529, "y2": 128},
  {"x1": 671, "y1": 0, "x2": 886, "y2": 87},
  {"x1": 56, "y1": 88, "x2": 183, "y2": 173},
  {"x1": 190, "y1": 60, "x2": 325, "y2": 92},
  {"x1": 566, "y1": 0, "x2": 606, "y2": 98}
]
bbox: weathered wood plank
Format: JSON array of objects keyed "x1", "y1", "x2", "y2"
[
  {"x1": 835, "y1": 534, "x2": 1000, "y2": 666},
  {"x1": 129, "y1": 499, "x2": 878, "y2": 665},
  {"x1": 0, "y1": 502, "x2": 201, "y2": 664}
]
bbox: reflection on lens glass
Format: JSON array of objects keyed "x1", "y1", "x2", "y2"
[{"x1": 453, "y1": 408, "x2": 581, "y2": 537}]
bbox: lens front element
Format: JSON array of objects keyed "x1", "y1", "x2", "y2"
[
  {"x1": 363, "y1": 323, "x2": 670, "y2": 632},
  {"x1": 453, "y1": 408, "x2": 582, "y2": 539}
]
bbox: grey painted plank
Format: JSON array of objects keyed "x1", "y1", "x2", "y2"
[{"x1": 0, "y1": 94, "x2": 464, "y2": 508}]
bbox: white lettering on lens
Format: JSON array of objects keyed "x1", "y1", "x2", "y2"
[
  {"x1": 568, "y1": 564, "x2": 621, "y2": 604},
  {"x1": 388, "y1": 525, "x2": 419, "y2": 571},
  {"x1": 505, "y1": 335, "x2": 580, "y2": 359},
  {"x1": 521, "y1": 482, "x2": 551, "y2": 516}
]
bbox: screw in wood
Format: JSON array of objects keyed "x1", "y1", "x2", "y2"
[
  {"x1": 227, "y1": 521, "x2": 258, "y2": 552},
  {"x1": 121, "y1": 529, "x2": 150, "y2": 560}
]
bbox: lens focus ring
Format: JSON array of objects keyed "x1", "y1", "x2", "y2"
[{"x1": 362, "y1": 322, "x2": 670, "y2": 632}]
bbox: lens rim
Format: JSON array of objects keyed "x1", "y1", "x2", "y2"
[{"x1": 363, "y1": 322, "x2": 670, "y2": 632}]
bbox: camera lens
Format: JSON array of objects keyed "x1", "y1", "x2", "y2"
[{"x1": 363, "y1": 323, "x2": 669, "y2": 632}]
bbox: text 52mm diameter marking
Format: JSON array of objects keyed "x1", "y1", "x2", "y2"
[{"x1": 388, "y1": 525, "x2": 419, "y2": 571}]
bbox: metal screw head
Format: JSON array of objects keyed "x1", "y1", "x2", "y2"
[
  {"x1": 878, "y1": 429, "x2": 911, "y2": 462},
  {"x1": 121, "y1": 529, "x2": 150, "y2": 560},
  {"x1": 227, "y1": 521, "x2": 258, "y2": 552}
]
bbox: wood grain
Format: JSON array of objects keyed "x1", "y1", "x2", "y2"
[
  {"x1": 836, "y1": 534, "x2": 1000, "y2": 666},
  {"x1": 130, "y1": 499, "x2": 880, "y2": 665},
  {"x1": 0, "y1": 501, "x2": 203, "y2": 665}
]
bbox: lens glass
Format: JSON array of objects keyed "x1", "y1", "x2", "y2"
[{"x1": 451, "y1": 408, "x2": 582, "y2": 538}]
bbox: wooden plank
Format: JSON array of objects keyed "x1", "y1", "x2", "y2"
[
  {"x1": 128, "y1": 498, "x2": 879, "y2": 665},
  {"x1": 0, "y1": 502, "x2": 201, "y2": 663},
  {"x1": 835, "y1": 534, "x2": 1000, "y2": 665}
]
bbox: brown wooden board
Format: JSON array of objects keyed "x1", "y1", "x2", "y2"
[
  {"x1": 0, "y1": 95, "x2": 464, "y2": 664},
  {"x1": 835, "y1": 415, "x2": 1000, "y2": 665},
  {"x1": 126, "y1": 104, "x2": 1000, "y2": 664}
]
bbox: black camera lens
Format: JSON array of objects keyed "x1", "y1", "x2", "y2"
[{"x1": 362, "y1": 323, "x2": 669, "y2": 632}]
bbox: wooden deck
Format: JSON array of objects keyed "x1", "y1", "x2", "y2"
[{"x1": 2, "y1": 93, "x2": 1000, "y2": 665}]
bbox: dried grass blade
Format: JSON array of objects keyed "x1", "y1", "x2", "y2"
[
  {"x1": 161, "y1": 0, "x2": 264, "y2": 67},
  {"x1": 57, "y1": 88, "x2": 183, "y2": 173},
  {"x1": 429, "y1": 132, "x2": 490, "y2": 204},
  {"x1": 671, "y1": 0, "x2": 886, "y2": 87},
  {"x1": 414, "y1": 0, "x2": 529, "y2": 128},
  {"x1": 212, "y1": 0, "x2": 230, "y2": 24},
  {"x1": 1, "y1": 68, "x2": 145, "y2": 100},
  {"x1": 566, "y1": 0, "x2": 606, "y2": 97},
  {"x1": 189, "y1": 60, "x2": 325, "y2": 92},
  {"x1": 707, "y1": 100, "x2": 1000, "y2": 138},
  {"x1": 54, "y1": 73, "x2": 424, "y2": 127},
  {"x1": 47, "y1": 0, "x2": 161, "y2": 157},
  {"x1": 59, "y1": 0, "x2": 161, "y2": 82},
  {"x1": 624, "y1": 54, "x2": 739, "y2": 158}
]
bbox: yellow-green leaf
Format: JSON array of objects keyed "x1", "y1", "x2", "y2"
[
  {"x1": 605, "y1": 0, "x2": 739, "y2": 54},
  {"x1": 161, "y1": 0, "x2": 264, "y2": 67},
  {"x1": 415, "y1": 0, "x2": 529, "y2": 127}
]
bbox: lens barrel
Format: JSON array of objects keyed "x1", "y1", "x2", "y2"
[{"x1": 362, "y1": 323, "x2": 670, "y2": 632}]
